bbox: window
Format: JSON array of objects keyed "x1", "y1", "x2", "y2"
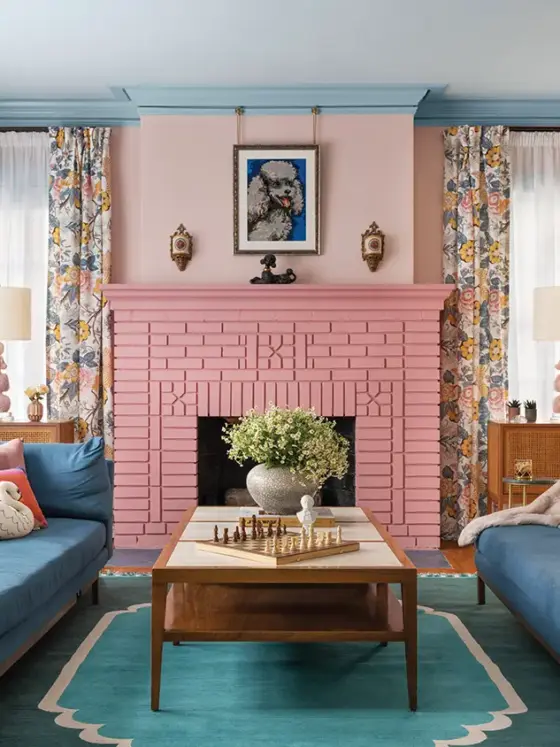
[
  {"x1": 509, "y1": 131, "x2": 560, "y2": 417},
  {"x1": 0, "y1": 132, "x2": 49, "y2": 420}
]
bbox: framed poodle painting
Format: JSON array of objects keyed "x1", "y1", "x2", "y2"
[{"x1": 233, "y1": 144, "x2": 320, "y2": 255}]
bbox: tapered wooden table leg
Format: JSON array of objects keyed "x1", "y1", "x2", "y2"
[
  {"x1": 402, "y1": 577, "x2": 418, "y2": 711},
  {"x1": 151, "y1": 581, "x2": 167, "y2": 711}
]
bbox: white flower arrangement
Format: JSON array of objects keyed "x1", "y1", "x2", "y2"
[{"x1": 222, "y1": 404, "x2": 349, "y2": 486}]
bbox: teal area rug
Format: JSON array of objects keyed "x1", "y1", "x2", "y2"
[{"x1": 1, "y1": 577, "x2": 559, "y2": 746}]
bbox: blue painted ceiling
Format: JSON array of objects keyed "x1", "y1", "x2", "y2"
[{"x1": 1, "y1": 0, "x2": 559, "y2": 125}]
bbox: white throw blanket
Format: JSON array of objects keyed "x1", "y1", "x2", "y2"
[{"x1": 458, "y1": 479, "x2": 560, "y2": 546}]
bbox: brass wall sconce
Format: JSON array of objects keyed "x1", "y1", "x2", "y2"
[
  {"x1": 361, "y1": 221, "x2": 385, "y2": 272},
  {"x1": 170, "y1": 224, "x2": 193, "y2": 271}
]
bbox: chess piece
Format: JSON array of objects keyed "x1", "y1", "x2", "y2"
[
  {"x1": 213, "y1": 525, "x2": 219, "y2": 543},
  {"x1": 325, "y1": 531, "x2": 332, "y2": 546},
  {"x1": 282, "y1": 536, "x2": 289, "y2": 553},
  {"x1": 273, "y1": 537, "x2": 280, "y2": 554},
  {"x1": 299, "y1": 531, "x2": 307, "y2": 551},
  {"x1": 297, "y1": 495, "x2": 318, "y2": 536},
  {"x1": 241, "y1": 524, "x2": 247, "y2": 542},
  {"x1": 267, "y1": 522, "x2": 274, "y2": 538},
  {"x1": 223, "y1": 528, "x2": 229, "y2": 544},
  {"x1": 288, "y1": 537, "x2": 295, "y2": 552},
  {"x1": 308, "y1": 530, "x2": 315, "y2": 550},
  {"x1": 264, "y1": 538, "x2": 271, "y2": 554},
  {"x1": 336, "y1": 526, "x2": 342, "y2": 545},
  {"x1": 233, "y1": 530, "x2": 239, "y2": 543},
  {"x1": 276, "y1": 518, "x2": 282, "y2": 537},
  {"x1": 283, "y1": 524, "x2": 287, "y2": 535}
]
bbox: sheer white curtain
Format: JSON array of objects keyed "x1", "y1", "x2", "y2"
[
  {"x1": 0, "y1": 132, "x2": 49, "y2": 420},
  {"x1": 510, "y1": 131, "x2": 560, "y2": 418}
]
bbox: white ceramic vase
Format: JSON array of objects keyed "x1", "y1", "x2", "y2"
[{"x1": 246, "y1": 464, "x2": 318, "y2": 515}]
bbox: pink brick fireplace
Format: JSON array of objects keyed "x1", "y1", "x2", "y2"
[{"x1": 104, "y1": 284, "x2": 449, "y2": 550}]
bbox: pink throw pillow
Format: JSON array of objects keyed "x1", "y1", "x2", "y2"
[{"x1": 0, "y1": 439, "x2": 25, "y2": 471}]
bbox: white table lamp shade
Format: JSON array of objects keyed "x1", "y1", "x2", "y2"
[
  {"x1": 533, "y1": 287, "x2": 560, "y2": 342},
  {"x1": 0, "y1": 287, "x2": 32, "y2": 340}
]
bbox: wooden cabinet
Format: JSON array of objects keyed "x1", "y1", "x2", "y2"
[
  {"x1": 0, "y1": 420, "x2": 74, "y2": 444},
  {"x1": 488, "y1": 421, "x2": 560, "y2": 510}
]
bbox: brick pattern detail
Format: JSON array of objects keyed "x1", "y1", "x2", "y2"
[{"x1": 107, "y1": 285, "x2": 449, "y2": 550}]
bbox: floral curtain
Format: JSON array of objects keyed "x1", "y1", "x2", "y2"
[
  {"x1": 46, "y1": 128, "x2": 113, "y2": 457},
  {"x1": 441, "y1": 125, "x2": 510, "y2": 539}
]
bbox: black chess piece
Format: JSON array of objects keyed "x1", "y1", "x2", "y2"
[
  {"x1": 241, "y1": 525, "x2": 247, "y2": 542},
  {"x1": 213, "y1": 525, "x2": 219, "y2": 543},
  {"x1": 267, "y1": 523, "x2": 274, "y2": 538},
  {"x1": 223, "y1": 528, "x2": 229, "y2": 544},
  {"x1": 283, "y1": 524, "x2": 287, "y2": 535}
]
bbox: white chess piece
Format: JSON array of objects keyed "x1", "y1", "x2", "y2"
[
  {"x1": 297, "y1": 495, "x2": 318, "y2": 535},
  {"x1": 299, "y1": 531, "x2": 306, "y2": 551},
  {"x1": 264, "y1": 538, "x2": 271, "y2": 554},
  {"x1": 325, "y1": 532, "x2": 332, "y2": 546},
  {"x1": 320, "y1": 532, "x2": 327, "y2": 548},
  {"x1": 308, "y1": 529, "x2": 315, "y2": 550},
  {"x1": 336, "y1": 526, "x2": 342, "y2": 545},
  {"x1": 282, "y1": 536, "x2": 289, "y2": 553}
]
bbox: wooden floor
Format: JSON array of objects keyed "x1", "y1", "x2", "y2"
[{"x1": 104, "y1": 543, "x2": 476, "y2": 575}]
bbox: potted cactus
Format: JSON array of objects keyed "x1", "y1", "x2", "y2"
[
  {"x1": 507, "y1": 399, "x2": 521, "y2": 422},
  {"x1": 524, "y1": 400, "x2": 537, "y2": 423}
]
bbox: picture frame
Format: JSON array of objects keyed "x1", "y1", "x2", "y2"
[
  {"x1": 233, "y1": 144, "x2": 319, "y2": 255},
  {"x1": 514, "y1": 459, "x2": 533, "y2": 481}
]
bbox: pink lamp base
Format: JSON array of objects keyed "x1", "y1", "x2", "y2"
[{"x1": 0, "y1": 341, "x2": 14, "y2": 420}]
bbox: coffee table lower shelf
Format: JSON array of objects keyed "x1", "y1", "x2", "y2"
[
  {"x1": 163, "y1": 582, "x2": 404, "y2": 642},
  {"x1": 152, "y1": 582, "x2": 416, "y2": 711}
]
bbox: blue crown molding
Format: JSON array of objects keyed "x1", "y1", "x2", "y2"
[
  {"x1": 126, "y1": 84, "x2": 434, "y2": 113},
  {"x1": 0, "y1": 85, "x2": 438, "y2": 126},
  {"x1": 5, "y1": 85, "x2": 560, "y2": 127},
  {"x1": 416, "y1": 95, "x2": 560, "y2": 126},
  {"x1": 0, "y1": 97, "x2": 139, "y2": 127}
]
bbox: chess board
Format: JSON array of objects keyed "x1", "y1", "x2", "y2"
[{"x1": 195, "y1": 532, "x2": 360, "y2": 566}]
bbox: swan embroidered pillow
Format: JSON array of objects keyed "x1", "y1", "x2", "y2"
[
  {"x1": 0, "y1": 481, "x2": 35, "y2": 539},
  {"x1": 0, "y1": 468, "x2": 47, "y2": 529}
]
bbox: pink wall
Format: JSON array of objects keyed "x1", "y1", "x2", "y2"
[
  {"x1": 414, "y1": 127, "x2": 444, "y2": 283},
  {"x1": 112, "y1": 114, "x2": 417, "y2": 284}
]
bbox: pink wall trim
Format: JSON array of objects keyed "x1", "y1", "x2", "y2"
[{"x1": 104, "y1": 283, "x2": 450, "y2": 550}]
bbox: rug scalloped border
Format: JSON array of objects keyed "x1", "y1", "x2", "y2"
[{"x1": 38, "y1": 595, "x2": 527, "y2": 747}]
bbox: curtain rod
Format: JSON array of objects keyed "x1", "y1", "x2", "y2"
[
  {"x1": 0, "y1": 127, "x2": 48, "y2": 132},
  {"x1": 510, "y1": 126, "x2": 560, "y2": 132}
]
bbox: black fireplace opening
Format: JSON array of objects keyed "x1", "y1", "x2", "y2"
[{"x1": 197, "y1": 417, "x2": 355, "y2": 507}]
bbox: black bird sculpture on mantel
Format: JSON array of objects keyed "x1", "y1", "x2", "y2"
[{"x1": 250, "y1": 254, "x2": 297, "y2": 284}]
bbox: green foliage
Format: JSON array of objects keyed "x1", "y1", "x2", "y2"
[
  {"x1": 507, "y1": 399, "x2": 521, "y2": 408},
  {"x1": 222, "y1": 405, "x2": 349, "y2": 486}
]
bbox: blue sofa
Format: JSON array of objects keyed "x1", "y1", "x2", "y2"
[
  {"x1": 476, "y1": 525, "x2": 560, "y2": 660},
  {"x1": 0, "y1": 438, "x2": 113, "y2": 674}
]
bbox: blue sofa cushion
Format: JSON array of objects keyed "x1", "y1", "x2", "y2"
[
  {"x1": 476, "y1": 525, "x2": 560, "y2": 651},
  {"x1": 0, "y1": 517, "x2": 106, "y2": 637},
  {"x1": 23, "y1": 438, "x2": 112, "y2": 522}
]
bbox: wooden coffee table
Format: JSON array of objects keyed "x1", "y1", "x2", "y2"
[{"x1": 151, "y1": 506, "x2": 417, "y2": 711}]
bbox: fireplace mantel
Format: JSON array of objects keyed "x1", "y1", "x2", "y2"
[
  {"x1": 104, "y1": 283, "x2": 450, "y2": 306},
  {"x1": 104, "y1": 283, "x2": 450, "y2": 550}
]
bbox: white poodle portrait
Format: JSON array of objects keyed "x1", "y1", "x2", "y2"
[{"x1": 247, "y1": 160, "x2": 305, "y2": 242}]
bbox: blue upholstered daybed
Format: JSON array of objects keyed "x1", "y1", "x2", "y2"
[
  {"x1": 476, "y1": 525, "x2": 560, "y2": 660},
  {"x1": 0, "y1": 438, "x2": 113, "y2": 675}
]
